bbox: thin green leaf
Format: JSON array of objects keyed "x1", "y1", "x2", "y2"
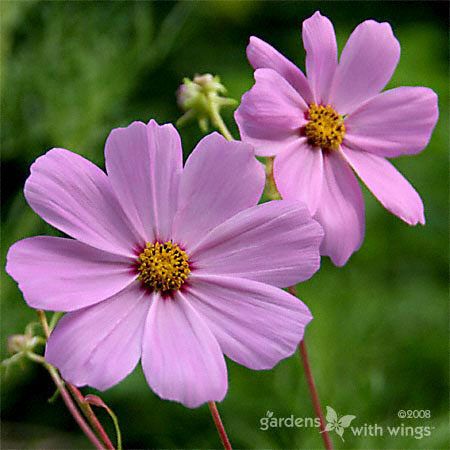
[{"x1": 48, "y1": 387, "x2": 61, "y2": 404}]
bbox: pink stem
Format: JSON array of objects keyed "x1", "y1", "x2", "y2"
[
  {"x1": 46, "y1": 364, "x2": 106, "y2": 449},
  {"x1": 67, "y1": 384, "x2": 115, "y2": 449},
  {"x1": 36, "y1": 310, "x2": 112, "y2": 449}
]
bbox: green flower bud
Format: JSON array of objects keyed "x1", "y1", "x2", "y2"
[{"x1": 176, "y1": 74, "x2": 237, "y2": 131}]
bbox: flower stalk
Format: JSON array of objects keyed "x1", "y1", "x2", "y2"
[
  {"x1": 208, "y1": 401, "x2": 232, "y2": 450},
  {"x1": 264, "y1": 157, "x2": 281, "y2": 201},
  {"x1": 27, "y1": 351, "x2": 106, "y2": 450},
  {"x1": 209, "y1": 104, "x2": 332, "y2": 449},
  {"x1": 37, "y1": 309, "x2": 50, "y2": 338},
  {"x1": 287, "y1": 287, "x2": 333, "y2": 450},
  {"x1": 179, "y1": 90, "x2": 236, "y2": 448},
  {"x1": 298, "y1": 340, "x2": 333, "y2": 450},
  {"x1": 68, "y1": 384, "x2": 116, "y2": 450},
  {"x1": 84, "y1": 394, "x2": 123, "y2": 450},
  {"x1": 209, "y1": 102, "x2": 234, "y2": 141},
  {"x1": 35, "y1": 310, "x2": 116, "y2": 449}
]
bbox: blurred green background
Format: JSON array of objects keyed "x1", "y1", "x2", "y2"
[{"x1": 1, "y1": 1, "x2": 448, "y2": 449}]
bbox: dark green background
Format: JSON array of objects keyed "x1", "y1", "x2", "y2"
[{"x1": 1, "y1": 1, "x2": 448, "y2": 449}]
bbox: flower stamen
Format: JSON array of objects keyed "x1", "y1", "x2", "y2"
[
  {"x1": 304, "y1": 104, "x2": 345, "y2": 151},
  {"x1": 138, "y1": 241, "x2": 190, "y2": 292}
]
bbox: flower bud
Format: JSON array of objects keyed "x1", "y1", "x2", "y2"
[
  {"x1": 7, "y1": 334, "x2": 30, "y2": 354},
  {"x1": 176, "y1": 74, "x2": 237, "y2": 131}
]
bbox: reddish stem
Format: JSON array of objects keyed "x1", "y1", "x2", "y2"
[
  {"x1": 36, "y1": 310, "x2": 113, "y2": 449},
  {"x1": 299, "y1": 340, "x2": 334, "y2": 450},
  {"x1": 287, "y1": 287, "x2": 333, "y2": 450},
  {"x1": 67, "y1": 384, "x2": 115, "y2": 449},
  {"x1": 46, "y1": 364, "x2": 106, "y2": 449},
  {"x1": 208, "y1": 402, "x2": 232, "y2": 450}
]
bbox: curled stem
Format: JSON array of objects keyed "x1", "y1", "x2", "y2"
[
  {"x1": 85, "y1": 394, "x2": 123, "y2": 450},
  {"x1": 27, "y1": 352, "x2": 106, "y2": 450},
  {"x1": 35, "y1": 310, "x2": 115, "y2": 449},
  {"x1": 68, "y1": 385, "x2": 116, "y2": 450},
  {"x1": 208, "y1": 402, "x2": 232, "y2": 450}
]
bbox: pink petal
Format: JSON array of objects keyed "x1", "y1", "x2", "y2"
[
  {"x1": 316, "y1": 151, "x2": 365, "y2": 266},
  {"x1": 45, "y1": 282, "x2": 149, "y2": 391},
  {"x1": 187, "y1": 274, "x2": 312, "y2": 370},
  {"x1": 190, "y1": 200, "x2": 323, "y2": 287},
  {"x1": 330, "y1": 20, "x2": 400, "y2": 115},
  {"x1": 24, "y1": 149, "x2": 141, "y2": 257},
  {"x1": 344, "y1": 87, "x2": 439, "y2": 157},
  {"x1": 172, "y1": 133, "x2": 265, "y2": 249},
  {"x1": 273, "y1": 139, "x2": 324, "y2": 215},
  {"x1": 6, "y1": 237, "x2": 136, "y2": 312},
  {"x1": 246, "y1": 36, "x2": 313, "y2": 103},
  {"x1": 302, "y1": 11, "x2": 338, "y2": 104},
  {"x1": 141, "y1": 293, "x2": 227, "y2": 408},
  {"x1": 105, "y1": 120, "x2": 183, "y2": 243},
  {"x1": 235, "y1": 68, "x2": 308, "y2": 156},
  {"x1": 342, "y1": 146, "x2": 425, "y2": 225}
]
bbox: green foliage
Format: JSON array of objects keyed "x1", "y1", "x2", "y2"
[{"x1": 1, "y1": 1, "x2": 448, "y2": 449}]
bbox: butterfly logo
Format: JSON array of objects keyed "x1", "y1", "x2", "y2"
[{"x1": 323, "y1": 406, "x2": 356, "y2": 441}]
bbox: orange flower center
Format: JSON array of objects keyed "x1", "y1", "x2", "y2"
[
  {"x1": 138, "y1": 241, "x2": 190, "y2": 292},
  {"x1": 304, "y1": 104, "x2": 345, "y2": 151}
]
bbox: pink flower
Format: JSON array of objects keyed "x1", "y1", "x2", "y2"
[
  {"x1": 235, "y1": 11, "x2": 438, "y2": 266},
  {"x1": 6, "y1": 120, "x2": 323, "y2": 408}
]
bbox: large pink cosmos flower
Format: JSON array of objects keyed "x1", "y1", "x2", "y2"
[
  {"x1": 235, "y1": 11, "x2": 438, "y2": 266},
  {"x1": 6, "y1": 120, "x2": 323, "y2": 408}
]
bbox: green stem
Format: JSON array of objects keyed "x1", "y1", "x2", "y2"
[
  {"x1": 209, "y1": 103, "x2": 234, "y2": 141},
  {"x1": 37, "y1": 310, "x2": 50, "y2": 338},
  {"x1": 49, "y1": 312, "x2": 64, "y2": 332}
]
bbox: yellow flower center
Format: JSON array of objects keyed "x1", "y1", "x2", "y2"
[
  {"x1": 304, "y1": 104, "x2": 345, "y2": 151},
  {"x1": 137, "y1": 241, "x2": 190, "y2": 292}
]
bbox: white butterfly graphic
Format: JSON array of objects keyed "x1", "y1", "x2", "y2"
[{"x1": 323, "y1": 406, "x2": 356, "y2": 442}]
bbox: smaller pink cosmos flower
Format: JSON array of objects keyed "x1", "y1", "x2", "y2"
[
  {"x1": 235, "y1": 11, "x2": 439, "y2": 266},
  {"x1": 6, "y1": 120, "x2": 323, "y2": 408}
]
